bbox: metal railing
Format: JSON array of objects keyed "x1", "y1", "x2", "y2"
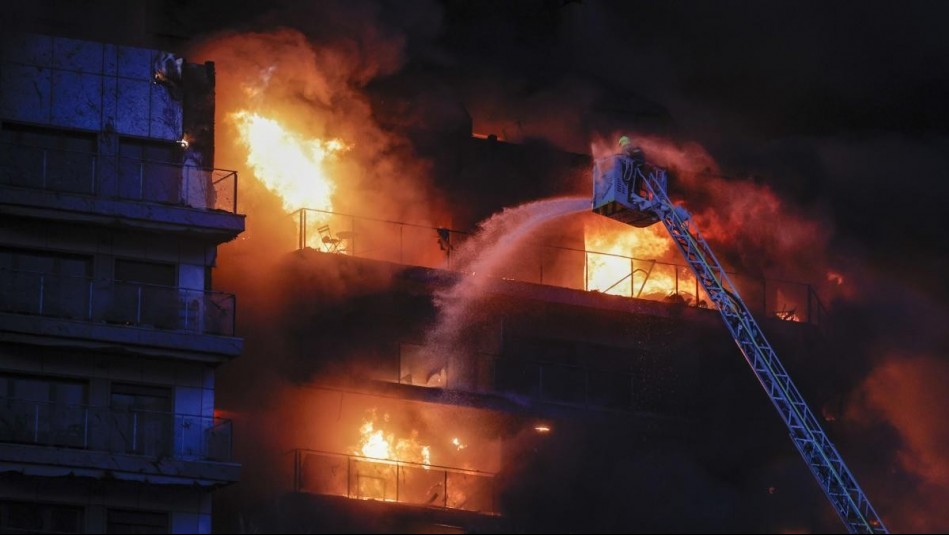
[
  {"x1": 292, "y1": 449, "x2": 498, "y2": 515},
  {"x1": 294, "y1": 208, "x2": 828, "y2": 326},
  {"x1": 0, "y1": 269, "x2": 236, "y2": 336},
  {"x1": 0, "y1": 397, "x2": 232, "y2": 461},
  {"x1": 0, "y1": 142, "x2": 238, "y2": 213}
]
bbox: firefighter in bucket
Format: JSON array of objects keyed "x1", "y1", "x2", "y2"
[
  {"x1": 592, "y1": 135, "x2": 668, "y2": 228},
  {"x1": 617, "y1": 135, "x2": 647, "y2": 199}
]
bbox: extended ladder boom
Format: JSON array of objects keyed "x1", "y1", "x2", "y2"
[{"x1": 602, "y1": 161, "x2": 886, "y2": 534}]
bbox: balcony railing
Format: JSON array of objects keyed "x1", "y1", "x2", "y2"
[
  {"x1": 0, "y1": 269, "x2": 236, "y2": 336},
  {"x1": 293, "y1": 449, "x2": 498, "y2": 515},
  {"x1": 0, "y1": 142, "x2": 238, "y2": 213},
  {"x1": 295, "y1": 208, "x2": 828, "y2": 326},
  {"x1": 0, "y1": 398, "x2": 232, "y2": 462}
]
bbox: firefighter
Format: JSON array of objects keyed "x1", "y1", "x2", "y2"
[
  {"x1": 617, "y1": 136, "x2": 646, "y2": 197},
  {"x1": 617, "y1": 135, "x2": 645, "y2": 162}
]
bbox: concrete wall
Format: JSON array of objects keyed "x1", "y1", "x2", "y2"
[{"x1": 0, "y1": 33, "x2": 183, "y2": 140}]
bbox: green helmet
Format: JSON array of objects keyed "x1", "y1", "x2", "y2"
[{"x1": 618, "y1": 135, "x2": 631, "y2": 147}]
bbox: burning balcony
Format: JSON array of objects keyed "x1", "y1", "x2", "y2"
[
  {"x1": 257, "y1": 387, "x2": 503, "y2": 517},
  {"x1": 292, "y1": 449, "x2": 497, "y2": 515},
  {"x1": 294, "y1": 208, "x2": 827, "y2": 327}
]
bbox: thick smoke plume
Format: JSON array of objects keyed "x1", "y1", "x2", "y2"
[
  {"x1": 590, "y1": 135, "x2": 834, "y2": 285},
  {"x1": 188, "y1": 22, "x2": 454, "y2": 389},
  {"x1": 191, "y1": 28, "x2": 447, "y2": 231}
]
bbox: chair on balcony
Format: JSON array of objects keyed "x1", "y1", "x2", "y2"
[{"x1": 317, "y1": 225, "x2": 342, "y2": 253}]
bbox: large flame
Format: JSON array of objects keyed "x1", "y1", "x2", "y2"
[
  {"x1": 356, "y1": 414, "x2": 431, "y2": 467},
  {"x1": 232, "y1": 111, "x2": 347, "y2": 215},
  {"x1": 583, "y1": 221, "x2": 710, "y2": 306},
  {"x1": 584, "y1": 222, "x2": 674, "y2": 297}
]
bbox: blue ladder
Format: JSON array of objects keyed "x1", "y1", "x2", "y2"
[{"x1": 635, "y1": 166, "x2": 888, "y2": 534}]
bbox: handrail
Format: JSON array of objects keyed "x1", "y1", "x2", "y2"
[
  {"x1": 294, "y1": 207, "x2": 826, "y2": 326},
  {"x1": 292, "y1": 448, "x2": 498, "y2": 514},
  {"x1": 0, "y1": 268, "x2": 237, "y2": 336},
  {"x1": 0, "y1": 397, "x2": 232, "y2": 462},
  {"x1": 0, "y1": 142, "x2": 239, "y2": 213}
]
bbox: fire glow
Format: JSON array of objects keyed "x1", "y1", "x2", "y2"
[
  {"x1": 584, "y1": 222, "x2": 677, "y2": 298},
  {"x1": 356, "y1": 414, "x2": 432, "y2": 468},
  {"x1": 232, "y1": 111, "x2": 348, "y2": 215}
]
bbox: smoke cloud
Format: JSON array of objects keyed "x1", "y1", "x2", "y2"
[
  {"x1": 191, "y1": 27, "x2": 448, "y2": 231},
  {"x1": 846, "y1": 353, "x2": 949, "y2": 533}
]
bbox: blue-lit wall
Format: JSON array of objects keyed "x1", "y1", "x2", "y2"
[{"x1": 1, "y1": 33, "x2": 182, "y2": 139}]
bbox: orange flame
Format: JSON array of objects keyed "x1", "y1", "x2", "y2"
[
  {"x1": 232, "y1": 111, "x2": 349, "y2": 215},
  {"x1": 583, "y1": 220, "x2": 711, "y2": 306},
  {"x1": 584, "y1": 221, "x2": 674, "y2": 297},
  {"x1": 356, "y1": 413, "x2": 431, "y2": 467},
  {"x1": 774, "y1": 288, "x2": 802, "y2": 322}
]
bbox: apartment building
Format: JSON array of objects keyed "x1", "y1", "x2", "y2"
[{"x1": 0, "y1": 32, "x2": 243, "y2": 533}]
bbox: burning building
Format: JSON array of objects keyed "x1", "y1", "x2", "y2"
[
  {"x1": 0, "y1": 31, "x2": 243, "y2": 532},
  {"x1": 2, "y1": 2, "x2": 926, "y2": 533},
  {"x1": 196, "y1": 28, "x2": 845, "y2": 528}
]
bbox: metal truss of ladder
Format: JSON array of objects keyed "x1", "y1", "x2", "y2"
[{"x1": 636, "y1": 168, "x2": 888, "y2": 534}]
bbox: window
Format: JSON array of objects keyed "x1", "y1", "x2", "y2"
[
  {"x1": 399, "y1": 344, "x2": 447, "y2": 388},
  {"x1": 114, "y1": 259, "x2": 176, "y2": 287},
  {"x1": 497, "y1": 335, "x2": 637, "y2": 410},
  {"x1": 109, "y1": 383, "x2": 171, "y2": 457},
  {"x1": 117, "y1": 138, "x2": 181, "y2": 203},
  {"x1": 0, "y1": 247, "x2": 92, "y2": 319},
  {"x1": 0, "y1": 501, "x2": 83, "y2": 534},
  {"x1": 106, "y1": 509, "x2": 168, "y2": 534},
  {"x1": 0, "y1": 374, "x2": 88, "y2": 448},
  {"x1": 0, "y1": 248, "x2": 92, "y2": 277},
  {"x1": 111, "y1": 259, "x2": 178, "y2": 329},
  {"x1": 0, "y1": 123, "x2": 96, "y2": 194}
]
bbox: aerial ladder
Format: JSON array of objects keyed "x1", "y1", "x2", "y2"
[{"x1": 591, "y1": 153, "x2": 887, "y2": 534}]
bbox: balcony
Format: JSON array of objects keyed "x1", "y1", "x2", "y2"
[
  {"x1": 0, "y1": 397, "x2": 238, "y2": 485},
  {"x1": 0, "y1": 269, "x2": 241, "y2": 360},
  {"x1": 296, "y1": 208, "x2": 828, "y2": 327},
  {"x1": 0, "y1": 143, "x2": 243, "y2": 239},
  {"x1": 293, "y1": 449, "x2": 498, "y2": 515}
]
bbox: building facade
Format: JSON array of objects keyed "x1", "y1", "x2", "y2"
[
  {"x1": 0, "y1": 33, "x2": 243, "y2": 533},
  {"x1": 217, "y1": 218, "x2": 836, "y2": 533}
]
